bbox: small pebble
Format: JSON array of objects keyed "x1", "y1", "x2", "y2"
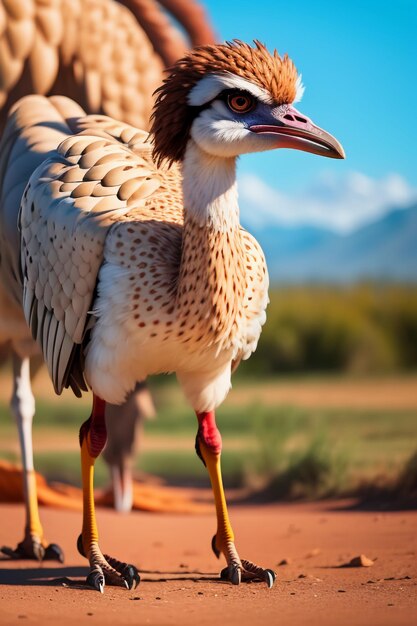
[
  {"x1": 278, "y1": 558, "x2": 292, "y2": 566},
  {"x1": 338, "y1": 589, "x2": 346, "y2": 593},
  {"x1": 342, "y1": 554, "x2": 374, "y2": 568}
]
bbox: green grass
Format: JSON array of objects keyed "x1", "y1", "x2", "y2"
[
  {"x1": 0, "y1": 381, "x2": 417, "y2": 497},
  {"x1": 1, "y1": 387, "x2": 416, "y2": 496}
]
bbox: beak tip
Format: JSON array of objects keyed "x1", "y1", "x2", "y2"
[
  {"x1": 338, "y1": 145, "x2": 346, "y2": 159},
  {"x1": 332, "y1": 143, "x2": 346, "y2": 160}
]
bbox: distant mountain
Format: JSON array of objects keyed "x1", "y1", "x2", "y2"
[{"x1": 244, "y1": 204, "x2": 417, "y2": 283}]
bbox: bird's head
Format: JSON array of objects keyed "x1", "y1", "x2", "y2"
[{"x1": 151, "y1": 40, "x2": 345, "y2": 165}]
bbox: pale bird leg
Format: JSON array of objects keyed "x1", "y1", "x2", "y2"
[
  {"x1": 196, "y1": 412, "x2": 276, "y2": 587},
  {"x1": 104, "y1": 381, "x2": 154, "y2": 513},
  {"x1": 110, "y1": 464, "x2": 134, "y2": 515},
  {"x1": 0, "y1": 353, "x2": 63, "y2": 562},
  {"x1": 78, "y1": 395, "x2": 140, "y2": 593}
]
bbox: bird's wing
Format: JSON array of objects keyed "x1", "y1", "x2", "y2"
[
  {"x1": 71, "y1": 113, "x2": 153, "y2": 157},
  {"x1": 0, "y1": 94, "x2": 86, "y2": 305},
  {"x1": 232, "y1": 229, "x2": 269, "y2": 372},
  {"x1": 19, "y1": 117, "x2": 164, "y2": 396}
]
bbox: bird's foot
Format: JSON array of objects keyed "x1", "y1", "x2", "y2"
[
  {"x1": 212, "y1": 535, "x2": 276, "y2": 588},
  {"x1": 220, "y1": 559, "x2": 276, "y2": 588},
  {"x1": 1, "y1": 534, "x2": 64, "y2": 562},
  {"x1": 77, "y1": 535, "x2": 140, "y2": 593}
]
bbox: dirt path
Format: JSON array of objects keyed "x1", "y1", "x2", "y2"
[
  {"x1": 0, "y1": 501, "x2": 416, "y2": 625},
  {"x1": 2, "y1": 370, "x2": 417, "y2": 410},
  {"x1": 227, "y1": 377, "x2": 417, "y2": 410}
]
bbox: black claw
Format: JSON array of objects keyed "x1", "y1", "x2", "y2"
[
  {"x1": 219, "y1": 565, "x2": 241, "y2": 585},
  {"x1": 32, "y1": 541, "x2": 45, "y2": 562},
  {"x1": 211, "y1": 535, "x2": 220, "y2": 559},
  {"x1": 266, "y1": 569, "x2": 276, "y2": 582},
  {"x1": 123, "y1": 565, "x2": 140, "y2": 590},
  {"x1": 265, "y1": 569, "x2": 276, "y2": 588},
  {"x1": 1, "y1": 546, "x2": 18, "y2": 559},
  {"x1": 87, "y1": 570, "x2": 105, "y2": 593},
  {"x1": 220, "y1": 567, "x2": 228, "y2": 580},
  {"x1": 230, "y1": 565, "x2": 241, "y2": 585},
  {"x1": 77, "y1": 534, "x2": 86, "y2": 558},
  {"x1": 44, "y1": 543, "x2": 65, "y2": 563}
]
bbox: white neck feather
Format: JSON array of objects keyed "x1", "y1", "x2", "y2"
[{"x1": 182, "y1": 140, "x2": 239, "y2": 231}]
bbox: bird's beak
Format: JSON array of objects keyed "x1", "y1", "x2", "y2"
[{"x1": 249, "y1": 105, "x2": 345, "y2": 159}]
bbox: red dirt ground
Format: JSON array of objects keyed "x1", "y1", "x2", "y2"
[{"x1": 0, "y1": 500, "x2": 416, "y2": 626}]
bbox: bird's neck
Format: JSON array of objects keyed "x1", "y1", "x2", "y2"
[
  {"x1": 181, "y1": 141, "x2": 239, "y2": 230},
  {"x1": 177, "y1": 141, "x2": 246, "y2": 347}
]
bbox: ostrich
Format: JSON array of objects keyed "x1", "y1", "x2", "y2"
[
  {"x1": 0, "y1": 0, "x2": 215, "y2": 561},
  {"x1": 0, "y1": 40, "x2": 344, "y2": 591}
]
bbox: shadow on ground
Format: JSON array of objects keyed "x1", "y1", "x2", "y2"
[
  {"x1": 0, "y1": 565, "x2": 88, "y2": 587},
  {"x1": 0, "y1": 562, "x2": 222, "y2": 587}
]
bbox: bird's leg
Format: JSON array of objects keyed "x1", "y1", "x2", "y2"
[
  {"x1": 1, "y1": 353, "x2": 63, "y2": 562},
  {"x1": 195, "y1": 411, "x2": 276, "y2": 587},
  {"x1": 78, "y1": 394, "x2": 140, "y2": 593},
  {"x1": 104, "y1": 381, "x2": 154, "y2": 513}
]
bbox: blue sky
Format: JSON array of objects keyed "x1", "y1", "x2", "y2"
[{"x1": 201, "y1": 0, "x2": 417, "y2": 231}]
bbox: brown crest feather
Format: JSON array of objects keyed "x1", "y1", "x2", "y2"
[{"x1": 150, "y1": 40, "x2": 299, "y2": 166}]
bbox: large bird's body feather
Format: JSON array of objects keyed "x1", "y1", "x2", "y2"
[
  {"x1": 0, "y1": 95, "x2": 268, "y2": 411},
  {"x1": 0, "y1": 0, "x2": 163, "y2": 130}
]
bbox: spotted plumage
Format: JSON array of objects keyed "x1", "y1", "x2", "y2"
[{"x1": 7, "y1": 96, "x2": 267, "y2": 411}]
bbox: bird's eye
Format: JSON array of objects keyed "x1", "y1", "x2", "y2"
[{"x1": 227, "y1": 93, "x2": 255, "y2": 114}]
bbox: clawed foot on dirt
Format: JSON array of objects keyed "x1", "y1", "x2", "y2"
[
  {"x1": 1, "y1": 534, "x2": 64, "y2": 562},
  {"x1": 77, "y1": 534, "x2": 140, "y2": 593}
]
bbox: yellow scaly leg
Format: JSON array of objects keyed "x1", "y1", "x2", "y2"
[
  {"x1": 1, "y1": 354, "x2": 63, "y2": 562},
  {"x1": 196, "y1": 411, "x2": 276, "y2": 587},
  {"x1": 77, "y1": 395, "x2": 140, "y2": 593}
]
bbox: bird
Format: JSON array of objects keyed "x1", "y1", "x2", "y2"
[
  {"x1": 0, "y1": 40, "x2": 344, "y2": 591},
  {"x1": 0, "y1": 0, "x2": 216, "y2": 132},
  {"x1": 0, "y1": 0, "x2": 215, "y2": 561}
]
